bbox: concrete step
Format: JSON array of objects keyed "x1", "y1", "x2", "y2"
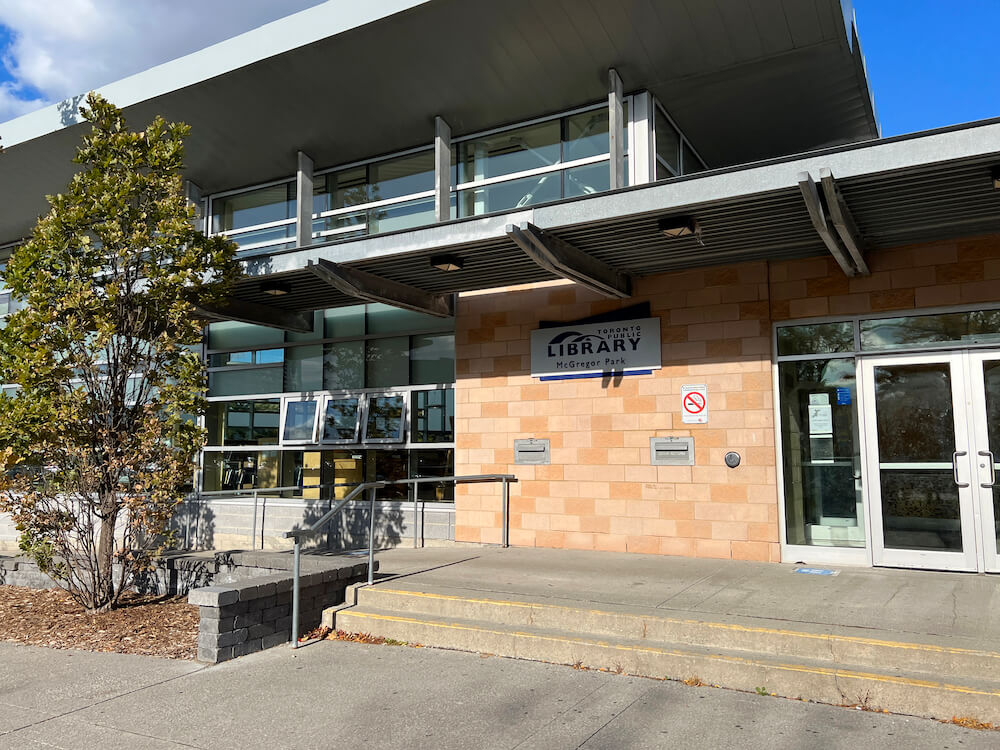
[
  {"x1": 348, "y1": 585, "x2": 1000, "y2": 682},
  {"x1": 330, "y1": 587, "x2": 1000, "y2": 723}
]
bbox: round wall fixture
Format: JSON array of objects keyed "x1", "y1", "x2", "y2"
[{"x1": 724, "y1": 451, "x2": 741, "y2": 468}]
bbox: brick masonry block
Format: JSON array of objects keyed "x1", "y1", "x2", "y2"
[
  {"x1": 188, "y1": 586, "x2": 238, "y2": 607},
  {"x1": 263, "y1": 631, "x2": 290, "y2": 649},
  {"x1": 199, "y1": 616, "x2": 236, "y2": 635},
  {"x1": 233, "y1": 638, "x2": 263, "y2": 658},
  {"x1": 197, "y1": 645, "x2": 234, "y2": 664}
]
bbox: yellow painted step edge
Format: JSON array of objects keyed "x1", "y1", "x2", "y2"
[
  {"x1": 370, "y1": 588, "x2": 1000, "y2": 661},
  {"x1": 342, "y1": 610, "x2": 1000, "y2": 699}
]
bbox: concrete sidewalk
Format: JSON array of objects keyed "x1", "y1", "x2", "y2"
[
  {"x1": 363, "y1": 546, "x2": 1000, "y2": 643},
  {"x1": 328, "y1": 546, "x2": 1000, "y2": 722},
  {"x1": 1, "y1": 640, "x2": 997, "y2": 749}
]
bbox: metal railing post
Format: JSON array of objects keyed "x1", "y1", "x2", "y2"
[
  {"x1": 412, "y1": 482, "x2": 419, "y2": 549},
  {"x1": 501, "y1": 478, "x2": 510, "y2": 548},
  {"x1": 367, "y1": 486, "x2": 378, "y2": 586},
  {"x1": 251, "y1": 490, "x2": 259, "y2": 550},
  {"x1": 291, "y1": 535, "x2": 301, "y2": 649}
]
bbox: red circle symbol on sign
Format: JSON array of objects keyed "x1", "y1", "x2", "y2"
[{"x1": 683, "y1": 392, "x2": 706, "y2": 413}]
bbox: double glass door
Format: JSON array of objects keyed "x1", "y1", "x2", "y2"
[{"x1": 861, "y1": 351, "x2": 1000, "y2": 572}]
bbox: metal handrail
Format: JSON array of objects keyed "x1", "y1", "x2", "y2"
[{"x1": 283, "y1": 473, "x2": 517, "y2": 648}]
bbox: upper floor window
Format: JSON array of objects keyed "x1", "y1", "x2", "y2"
[{"x1": 210, "y1": 181, "x2": 296, "y2": 254}]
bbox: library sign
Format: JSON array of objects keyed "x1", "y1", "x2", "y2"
[{"x1": 530, "y1": 317, "x2": 661, "y2": 380}]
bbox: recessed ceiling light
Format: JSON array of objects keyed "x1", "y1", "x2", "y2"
[
  {"x1": 658, "y1": 216, "x2": 700, "y2": 238},
  {"x1": 430, "y1": 254, "x2": 463, "y2": 272},
  {"x1": 260, "y1": 279, "x2": 291, "y2": 296}
]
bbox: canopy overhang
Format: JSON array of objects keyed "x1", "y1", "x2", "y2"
[{"x1": 0, "y1": 0, "x2": 878, "y2": 244}]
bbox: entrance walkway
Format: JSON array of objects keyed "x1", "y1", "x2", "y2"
[{"x1": 331, "y1": 546, "x2": 1000, "y2": 722}]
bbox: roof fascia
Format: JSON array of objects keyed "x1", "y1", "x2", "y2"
[{"x1": 0, "y1": 0, "x2": 431, "y2": 148}]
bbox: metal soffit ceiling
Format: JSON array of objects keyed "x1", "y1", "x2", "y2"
[
  {"x1": 230, "y1": 152, "x2": 1000, "y2": 314},
  {"x1": 0, "y1": 0, "x2": 877, "y2": 245}
]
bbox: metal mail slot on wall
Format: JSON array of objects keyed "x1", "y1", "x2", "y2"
[
  {"x1": 650, "y1": 437, "x2": 695, "y2": 466},
  {"x1": 514, "y1": 438, "x2": 550, "y2": 465}
]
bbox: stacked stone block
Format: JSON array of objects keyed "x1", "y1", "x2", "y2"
[{"x1": 189, "y1": 562, "x2": 369, "y2": 663}]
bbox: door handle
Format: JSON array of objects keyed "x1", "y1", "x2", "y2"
[
  {"x1": 979, "y1": 450, "x2": 997, "y2": 488},
  {"x1": 953, "y1": 451, "x2": 970, "y2": 488}
]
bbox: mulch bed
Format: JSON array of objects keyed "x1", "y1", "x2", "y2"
[{"x1": 0, "y1": 585, "x2": 199, "y2": 659}]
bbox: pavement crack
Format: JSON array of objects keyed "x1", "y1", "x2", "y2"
[
  {"x1": 573, "y1": 685, "x2": 651, "y2": 749},
  {"x1": 1, "y1": 665, "x2": 209, "y2": 740}
]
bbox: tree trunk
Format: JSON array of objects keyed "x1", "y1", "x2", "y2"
[{"x1": 94, "y1": 493, "x2": 119, "y2": 612}]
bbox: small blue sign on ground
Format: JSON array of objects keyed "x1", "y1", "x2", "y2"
[{"x1": 794, "y1": 567, "x2": 840, "y2": 576}]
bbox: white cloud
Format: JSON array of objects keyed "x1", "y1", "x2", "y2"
[{"x1": 0, "y1": 0, "x2": 326, "y2": 122}]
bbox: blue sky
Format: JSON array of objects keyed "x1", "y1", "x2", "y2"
[
  {"x1": 854, "y1": 0, "x2": 1000, "y2": 135},
  {"x1": 0, "y1": 2, "x2": 997, "y2": 136}
]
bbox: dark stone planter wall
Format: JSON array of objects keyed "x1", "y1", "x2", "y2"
[{"x1": 188, "y1": 562, "x2": 369, "y2": 663}]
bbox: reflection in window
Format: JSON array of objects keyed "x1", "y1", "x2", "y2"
[
  {"x1": 211, "y1": 182, "x2": 296, "y2": 252},
  {"x1": 411, "y1": 389, "x2": 454, "y2": 443},
  {"x1": 322, "y1": 397, "x2": 360, "y2": 442},
  {"x1": 283, "y1": 400, "x2": 318, "y2": 442},
  {"x1": 411, "y1": 449, "x2": 455, "y2": 502},
  {"x1": 202, "y1": 450, "x2": 280, "y2": 492},
  {"x1": 778, "y1": 358, "x2": 864, "y2": 548},
  {"x1": 206, "y1": 400, "x2": 280, "y2": 446},
  {"x1": 365, "y1": 395, "x2": 405, "y2": 442},
  {"x1": 861, "y1": 310, "x2": 1000, "y2": 351},
  {"x1": 777, "y1": 322, "x2": 855, "y2": 356}
]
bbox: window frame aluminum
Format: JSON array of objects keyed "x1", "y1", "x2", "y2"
[
  {"x1": 773, "y1": 302, "x2": 1000, "y2": 569},
  {"x1": 319, "y1": 394, "x2": 363, "y2": 445},
  {"x1": 362, "y1": 390, "x2": 408, "y2": 444},
  {"x1": 204, "y1": 95, "x2": 654, "y2": 253},
  {"x1": 279, "y1": 395, "x2": 321, "y2": 445}
]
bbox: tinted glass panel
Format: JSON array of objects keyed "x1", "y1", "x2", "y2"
[
  {"x1": 324, "y1": 340, "x2": 364, "y2": 390},
  {"x1": 366, "y1": 336, "x2": 409, "y2": 388},
  {"x1": 777, "y1": 322, "x2": 855, "y2": 356},
  {"x1": 209, "y1": 367, "x2": 283, "y2": 397},
  {"x1": 873, "y1": 362, "x2": 961, "y2": 552},
  {"x1": 410, "y1": 334, "x2": 455, "y2": 385},
  {"x1": 458, "y1": 120, "x2": 561, "y2": 183},
  {"x1": 283, "y1": 400, "x2": 318, "y2": 442},
  {"x1": 862, "y1": 311, "x2": 1000, "y2": 351},
  {"x1": 369, "y1": 151, "x2": 434, "y2": 201},
  {"x1": 284, "y1": 345, "x2": 323, "y2": 391},
  {"x1": 366, "y1": 395, "x2": 405, "y2": 441},
  {"x1": 655, "y1": 109, "x2": 680, "y2": 174},
  {"x1": 208, "y1": 321, "x2": 283, "y2": 350},
  {"x1": 211, "y1": 182, "x2": 294, "y2": 232},
  {"x1": 324, "y1": 306, "x2": 365, "y2": 338},
  {"x1": 411, "y1": 389, "x2": 454, "y2": 443},
  {"x1": 778, "y1": 358, "x2": 863, "y2": 548},
  {"x1": 322, "y1": 397, "x2": 360, "y2": 442},
  {"x1": 564, "y1": 109, "x2": 609, "y2": 161},
  {"x1": 411, "y1": 449, "x2": 455, "y2": 502}
]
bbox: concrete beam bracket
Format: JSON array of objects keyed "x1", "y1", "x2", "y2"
[{"x1": 307, "y1": 258, "x2": 454, "y2": 318}]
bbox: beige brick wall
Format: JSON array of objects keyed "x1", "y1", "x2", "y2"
[
  {"x1": 454, "y1": 262, "x2": 780, "y2": 561},
  {"x1": 453, "y1": 234, "x2": 1000, "y2": 561},
  {"x1": 770, "y1": 236, "x2": 1000, "y2": 320}
]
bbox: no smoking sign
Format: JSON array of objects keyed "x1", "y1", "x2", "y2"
[{"x1": 681, "y1": 384, "x2": 708, "y2": 424}]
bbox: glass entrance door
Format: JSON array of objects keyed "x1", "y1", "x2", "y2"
[
  {"x1": 969, "y1": 353, "x2": 1000, "y2": 573},
  {"x1": 861, "y1": 353, "x2": 980, "y2": 571}
]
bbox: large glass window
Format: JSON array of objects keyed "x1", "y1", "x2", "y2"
[
  {"x1": 312, "y1": 150, "x2": 436, "y2": 241},
  {"x1": 779, "y1": 358, "x2": 864, "y2": 548},
  {"x1": 282, "y1": 399, "x2": 319, "y2": 443},
  {"x1": 202, "y1": 450, "x2": 280, "y2": 492},
  {"x1": 454, "y1": 105, "x2": 627, "y2": 218},
  {"x1": 411, "y1": 389, "x2": 454, "y2": 443},
  {"x1": 321, "y1": 396, "x2": 361, "y2": 443},
  {"x1": 206, "y1": 400, "x2": 280, "y2": 446},
  {"x1": 210, "y1": 182, "x2": 296, "y2": 253},
  {"x1": 861, "y1": 311, "x2": 1000, "y2": 351},
  {"x1": 365, "y1": 394, "x2": 406, "y2": 442}
]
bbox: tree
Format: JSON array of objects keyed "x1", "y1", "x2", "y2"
[{"x1": 0, "y1": 93, "x2": 241, "y2": 612}]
